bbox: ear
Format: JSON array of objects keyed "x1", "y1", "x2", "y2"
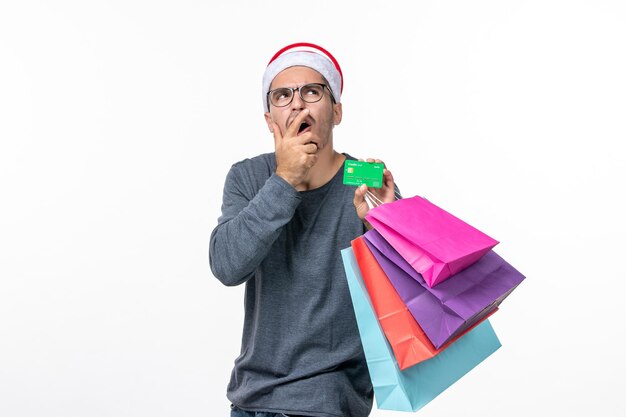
[
  {"x1": 333, "y1": 103, "x2": 343, "y2": 126},
  {"x1": 264, "y1": 112, "x2": 274, "y2": 133}
]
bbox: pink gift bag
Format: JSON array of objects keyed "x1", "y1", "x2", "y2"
[{"x1": 365, "y1": 196, "x2": 499, "y2": 287}]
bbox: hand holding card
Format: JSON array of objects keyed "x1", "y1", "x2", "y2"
[{"x1": 350, "y1": 159, "x2": 398, "y2": 230}]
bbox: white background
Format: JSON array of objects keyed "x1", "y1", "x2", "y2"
[{"x1": 1, "y1": 1, "x2": 624, "y2": 416}]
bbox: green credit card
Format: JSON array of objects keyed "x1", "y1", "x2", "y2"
[{"x1": 343, "y1": 160, "x2": 384, "y2": 188}]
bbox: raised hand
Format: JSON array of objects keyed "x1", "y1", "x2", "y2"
[{"x1": 270, "y1": 109, "x2": 319, "y2": 188}]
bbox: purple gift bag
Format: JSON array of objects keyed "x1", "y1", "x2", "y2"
[{"x1": 364, "y1": 229, "x2": 525, "y2": 349}]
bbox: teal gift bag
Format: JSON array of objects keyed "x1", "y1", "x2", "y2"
[{"x1": 341, "y1": 247, "x2": 501, "y2": 412}]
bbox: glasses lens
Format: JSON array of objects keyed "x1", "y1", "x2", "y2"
[
  {"x1": 300, "y1": 84, "x2": 324, "y2": 103},
  {"x1": 270, "y1": 88, "x2": 293, "y2": 107}
]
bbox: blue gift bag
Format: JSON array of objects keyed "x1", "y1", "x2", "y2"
[{"x1": 341, "y1": 247, "x2": 501, "y2": 412}]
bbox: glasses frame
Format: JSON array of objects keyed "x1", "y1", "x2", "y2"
[{"x1": 266, "y1": 83, "x2": 336, "y2": 109}]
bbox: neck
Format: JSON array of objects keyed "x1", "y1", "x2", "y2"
[{"x1": 295, "y1": 146, "x2": 345, "y2": 191}]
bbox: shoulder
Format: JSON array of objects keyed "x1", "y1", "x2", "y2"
[
  {"x1": 230, "y1": 152, "x2": 275, "y2": 174},
  {"x1": 228, "y1": 152, "x2": 275, "y2": 178},
  {"x1": 225, "y1": 152, "x2": 276, "y2": 195}
]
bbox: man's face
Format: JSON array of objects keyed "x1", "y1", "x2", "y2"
[{"x1": 264, "y1": 66, "x2": 342, "y2": 152}]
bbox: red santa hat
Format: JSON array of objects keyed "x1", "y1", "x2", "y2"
[{"x1": 262, "y1": 42, "x2": 343, "y2": 112}]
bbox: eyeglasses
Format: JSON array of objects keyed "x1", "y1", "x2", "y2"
[{"x1": 267, "y1": 83, "x2": 335, "y2": 108}]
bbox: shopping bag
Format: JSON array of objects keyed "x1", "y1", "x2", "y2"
[
  {"x1": 364, "y1": 229, "x2": 525, "y2": 348},
  {"x1": 341, "y1": 247, "x2": 502, "y2": 412},
  {"x1": 351, "y1": 236, "x2": 443, "y2": 370},
  {"x1": 365, "y1": 196, "x2": 499, "y2": 287},
  {"x1": 352, "y1": 236, "x2": 493, "y2": 369}
]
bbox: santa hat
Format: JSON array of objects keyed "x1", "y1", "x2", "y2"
[{"x1": 262, "y1": 42, "x2": 343, "y2": 112}]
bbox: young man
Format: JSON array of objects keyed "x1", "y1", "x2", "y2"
[{"x1": 209, "y1": 43, "x2": 397, "y2": 417}]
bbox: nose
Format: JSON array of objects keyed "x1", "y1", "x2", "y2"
[{"x1": 290, "y1": 87, "x2": 307, "y2": 110}]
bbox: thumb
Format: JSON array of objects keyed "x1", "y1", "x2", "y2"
[{"x1": 353, "y1": 184, "x2": 369, "y2": 215}]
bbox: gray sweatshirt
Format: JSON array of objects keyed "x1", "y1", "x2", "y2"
[{"x1": 209, "y1": 152, "x2": 373, "y2": 417}]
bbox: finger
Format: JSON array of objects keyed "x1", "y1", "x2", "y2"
[
  {"x1": 354, "y1": 184, "x2": 373, "y2": 221},
  {"x1": 302, "y1": 142, "x2": 318, "y2": 154},
  {"x1": 292, "y1": 131, "x2": 315, "y2": 146},
  {"x1": 285, "y1": 108, "x2": 310, "y2": 138},
  {"x1": 353, "y1": 184, "x2": 367, "y2": 208},
  {"x1": 384, "y1": 169, "x2": 394, "y2": 184},
  {"x1": 368, "y1": 170, "x2": 395, "y2": 201},
  {"x1": 382, "y1": 170, "x2": 396, "y2": 201}
]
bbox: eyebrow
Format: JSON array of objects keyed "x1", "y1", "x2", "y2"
[{"x1": 271, "y1": 82, "x2": 322, "y2": 89}]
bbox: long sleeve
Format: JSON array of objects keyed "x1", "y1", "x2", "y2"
[
  {"x1": 209, "y1": 162, "x2": 301, "y2": 286},
  {"x1": 214, "y1": 153, "x2": 374, "y2": 416}
]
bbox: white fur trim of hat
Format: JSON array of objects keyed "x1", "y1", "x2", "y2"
[{"x1": 262, "y1": 42, "x2": 343, "y2": 112}]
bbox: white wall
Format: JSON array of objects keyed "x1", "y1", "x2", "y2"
[{"x1": 1, "y1": 1, "x2": 624, "y2": 416}]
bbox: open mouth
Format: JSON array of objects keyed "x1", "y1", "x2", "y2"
[{"x1": 298, "y1": 122, "x2": 311, "y2": 134}]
